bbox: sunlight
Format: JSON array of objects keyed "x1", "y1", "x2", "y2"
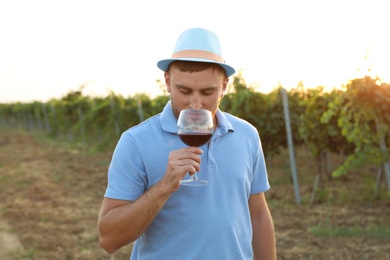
[{"x1": 1, "y1": 0, "x2": 389, "y2": 102}]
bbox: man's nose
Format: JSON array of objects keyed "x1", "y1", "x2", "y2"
[{"x1": 189, "y1": 94, "x2": 202, "y2": 110}]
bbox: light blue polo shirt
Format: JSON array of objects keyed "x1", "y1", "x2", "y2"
[{"x1": 105, "y1": 101, "x2": 270, "y2": 260}]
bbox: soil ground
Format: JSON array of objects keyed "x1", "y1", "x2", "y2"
[{"x1": 0, "y1": 130, "x2": 389, "y2": 259}]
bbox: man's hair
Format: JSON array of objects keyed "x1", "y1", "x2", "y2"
[{"x1": 167, "y1": 61, "x2": 226, "y2": 76}]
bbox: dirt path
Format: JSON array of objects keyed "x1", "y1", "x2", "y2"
[
  {"x1": 0, "y1": 131, "x2": 133, "y2": 259},
  {"x1": 0, "y1": 221, "x2": 24, "y2": 259},
  {"x1": 0, "y1": 130, "x2": 389, "y2": 259}
]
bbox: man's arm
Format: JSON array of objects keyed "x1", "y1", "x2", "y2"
[
  {"x1": 249, "y1": 192, "x2": 276, "y2": 260},
  {"x1": 98, "y1": 181, "x2": 171, "y2": 253},
  {"x1": 97, "y1": 147, "x2": 202, "y2": 253}
]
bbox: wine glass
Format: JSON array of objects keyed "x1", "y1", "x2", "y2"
[{"x1": 177, "y1": 108, "x2": 214, "y2": 186}]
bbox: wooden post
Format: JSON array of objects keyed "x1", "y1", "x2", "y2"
[
  {"x1": 137, "y1": 97, "x2": 144, "y2": 122},
  {"x1": 281, "y1": 88, "x2": 301, "y2": 205},
  {"x1": 379, "y1": 134, "x2": 390, "y2": 192},
  {"x1": 376, "y1": 119, "x2": 390, "y2": 192},
  {"x1": 109, "y1": 96, "x2": 120, "y2": 135}
]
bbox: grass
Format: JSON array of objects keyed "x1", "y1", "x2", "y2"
[
  {"x1": 307, "y1": 186, "x2": 390, "y2": 238},
  {"x1": 13, "y1": 249, "x2": 37, "y2": 259},
  {"x1": 0, "y1": 174, "x2": 11, "y2": 183},
  {"x1": 308, "y1": 224, "x2": 390, "y2": 238},
  {"x1": 267, "y1": 144, "x2": 390, "y2": 206}
]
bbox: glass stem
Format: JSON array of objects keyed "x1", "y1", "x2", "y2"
[{"x1": 191, "y1": 173, "x2": 198, "y2": 181}]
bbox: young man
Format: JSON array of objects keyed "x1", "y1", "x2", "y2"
[{"x1": 98, "y1": 28, "x2": 276, "y2": 259}]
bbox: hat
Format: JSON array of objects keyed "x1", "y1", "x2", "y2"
[{"x1": 157, "y1": 28, "x2": 236, "y2": 77}]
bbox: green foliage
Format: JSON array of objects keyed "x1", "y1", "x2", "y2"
[
  {"x1": 298, "y1": 86, "x2": 354, "y2": 160},
  {"x1": 221, "y1": 75, "x2": 275, "y2": 154},
  {"x1": 1, "y1": 74, "x2": 389, "y2": 183},
  {"x1": 0, "y1": 89, "x2": 171, "y2": 150},
  {"x1": 220, "y1": 74, "x2": 304, "y2": 157},
  {"x1": 321, "y1": 77, "x2": 390, "y2": 176}
]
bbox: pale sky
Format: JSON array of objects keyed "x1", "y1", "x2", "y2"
[{"x1": 0, "y1": 0, "x2": 389, "y2": 103}]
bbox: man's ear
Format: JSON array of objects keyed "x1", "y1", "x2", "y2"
[
  {"x1": 221, "y1": 76, "x2": 229, "y2": 96},
  {"x1": 164, "y1": 72, "x2": 171, "y2": 93}
]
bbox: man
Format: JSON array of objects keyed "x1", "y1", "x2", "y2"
[{"x1": 98, "y1": 28, "x2": 276, "y2": 259}]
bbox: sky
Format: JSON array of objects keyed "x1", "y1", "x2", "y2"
[{"x1": 0, "y1": 0, "x2": 389, "y2": 103}]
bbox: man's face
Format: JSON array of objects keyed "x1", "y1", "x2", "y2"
[{"x1": 164, "y1": 66, "x2": 228, "y2": 119}]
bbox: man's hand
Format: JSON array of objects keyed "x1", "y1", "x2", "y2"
[{"x1": 162, "y1": 146, "x2": 203, "y2": 191}]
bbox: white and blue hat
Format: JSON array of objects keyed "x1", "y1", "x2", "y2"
[{"x1": 157, "y1": 28, "x2": 236, "y2": 77}]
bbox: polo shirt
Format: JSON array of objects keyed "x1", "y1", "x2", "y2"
[{"x1": 105, "y1": 101, "x2": 270, "y2": 259}]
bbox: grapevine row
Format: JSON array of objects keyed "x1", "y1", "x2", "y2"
[{"x1": 1, "y1": 75, "x2": 389, "y2": 185}]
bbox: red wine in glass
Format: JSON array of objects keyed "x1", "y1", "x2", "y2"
[
  {"x1": 178, "y1": 133, "x2": 212, "y2": 147},
  {"x1": 177, "y1": 109, "x2": 213, "y2": 186}
]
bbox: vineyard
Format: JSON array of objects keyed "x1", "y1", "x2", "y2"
[
  {"x1": 1, "y1": 74, "x2": 390, "y2": 259},
  {"x1": 2, "y1": 74, "x2": 390, "y2": 189}
]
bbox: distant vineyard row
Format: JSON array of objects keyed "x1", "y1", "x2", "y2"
[{"x1": 1, "y1": 75, "x2": 389, "y2": 182}]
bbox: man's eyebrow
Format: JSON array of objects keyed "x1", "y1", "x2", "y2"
[
  {"x1": 175, "y1": 84, "x2": 217, "y2": 91},
  {"x1": 202, "y1": 86, "x2": 217, "y2": 90},
  {"x1": 175, "y1": 84, "x2": 190, "y2": 89}
]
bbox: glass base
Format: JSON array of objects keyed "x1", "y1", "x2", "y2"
[{"x1": 180, "y1": 179, "x2": 208, "y2": 186}]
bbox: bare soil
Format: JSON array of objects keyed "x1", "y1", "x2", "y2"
[{"x1": 0, "y1": 130, "x2": 389, "y2": 259}]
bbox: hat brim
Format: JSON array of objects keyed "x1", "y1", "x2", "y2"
[{"x1": 157, "y1": 58, "x2": 236, "y2": 77}]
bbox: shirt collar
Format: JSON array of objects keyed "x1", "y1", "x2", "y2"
[
  {"x1": 160, "y1": 101, "x2": 178, "y2": 133},
  {"x1": 215, "y1": 108, "x2": 234, "y2": 134}
]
